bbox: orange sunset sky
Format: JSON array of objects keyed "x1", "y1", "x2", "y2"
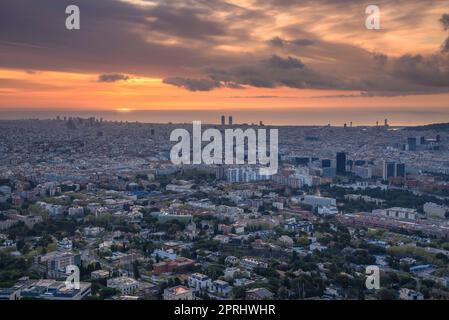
[{"x1": 1, "y1": 0, "x2": 449, "y2": 124}]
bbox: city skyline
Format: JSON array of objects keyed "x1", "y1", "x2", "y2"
[
  {"x1": 2, "y1": 107, "x2": 449, "y2": 126},
  {"x1": 2, "y1": 0, "x2": 449, "y2": 305}
]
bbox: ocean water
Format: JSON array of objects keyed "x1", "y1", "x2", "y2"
[{"x1": 0, "y1": 107, "x2": 448, "y2": 126}]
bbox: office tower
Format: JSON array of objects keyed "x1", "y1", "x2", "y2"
[
  {"x1": 221, "y1": 115, "x2": 225, "y2": 126},
  {"x1": 321, "y1": 159, "x2": 331, "y2": 168},
  {"x1": 415, "y1": 136, "x2": 425, "y2": 146},
  {"x1": 336, "y1": 152, "x2": 346, "y2": 175},
  {"x1": 323, "y1": 167, "x2": 337, "y2": 178},
  {"x1": 347, "y1": 160, "x2": 354, "y2": 170},
  {"x1": 229, "y1": 116, "x2": 233, "y2": 126},
  {"x1": 354, "y1": 166, "x2": 372, "y2": 179},
  {"x1": 215, "y1": 166, "x2": 225, "y2": 180},
  {"x1": 383, "y1": 161, "x2": 396, "y2": 180},
  {"x1": 407, "y1": 137, "x2": 417, "y2": 151},
  {"x1": 396, "y1": 163, "x2": 406, "y2": 178},
  {"x1": 295, "y1": 157, "x2": 310, "y2": 166}
]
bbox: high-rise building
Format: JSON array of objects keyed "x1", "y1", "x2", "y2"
[
  {"x1": 229, "y1": 116, "x2": 233, "y2": 126},
  {"x1": 383, "y1": 161, "x2": 396, "y2": 180},
  {"x1": 347, "y1": 160, "x2": 354, "y2": 170},
  {"x1": 407, "y1": 137, "x2": 417, "y2": 151},
  {"x1": 396, "y1": 163, "x2": 406, "y2": 178},
  {"x1": 336, "y1": 152, "x2": 346, "y2": 175},
  {"x1": 221, "y1": 115, "x2": 225, "y2": 126},
  {"x1": 321, "y1": 159, "x2": 331, "y2": 168},
  {"x1": 382, "y1": 161, "x2": 406, "y2": 180}
]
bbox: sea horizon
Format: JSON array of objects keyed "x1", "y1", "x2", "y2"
[{"x1": 1, "y1": 107, "x2": 448, "y2": 127}]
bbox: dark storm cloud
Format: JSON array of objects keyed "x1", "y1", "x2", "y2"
[
  {"x1": 146, "y1": 5, "x2": 227, "y2": 39},
  {"x1": 440, "y1": 13, "x2": 449, "y2": 30},
  {"x1": 163, "y1": 77, "x2": 222, "y2": 91},
  {"x1": 268, "y1": 37, "x2": 314, "y2": 48},
  {"x1": 291, "y1": 39, "x2": 315, "y2": 46},
  {"x1": 373, "y1": 53, "x2": 388, "y2": 67},
  {"x1": 98, "y1": 73, "x2": 130, "y2": 83},
  {"x1": 190, "y1": 55, "x2": 343, "y2": 91},
  {"x1": 269, "y1": 37, "x2": 286, "y2": 48},
  {"x1": 266, "y1": 55, "x2": 305, "y2": 69},
  {"x1": 0, "y1": 0, "x2": 251, "y2": 76},
  {"x1": 163, "y1": 76, "x2": 243, "y2": 91},
  {"x1": 442, "y1": 37, "x2": 449, "y2": 53},
  {"x1": 391, "y1": 54, "x2": 449, "y2": 87},
  {"x1": 165, "y1": 49, "x2": 449, "y2": 96}
]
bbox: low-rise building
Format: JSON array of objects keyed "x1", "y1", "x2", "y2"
[
  {"x1": 302, "y1": 195, "x2": 336, "y2": 208},
  {"x1": 424, "y1": 202, "x2": 448, "y2": 219},
  {"x1": 372, "y1": 207, "x2": 417, "y2": 221},
  {"x1": 33, "y1": 251, "x2": 81, "y2": 279},
  {"x1": 399, "y1": 288, "x2": 424, "y2": 300},
  {"x1": 245, "y1": 288, "x2": 274, "y2": 300},
  {"x1": 240, "y1": 258, "x2": 268, "y2": 271},
  {"x1": 209, "y1": 280, "x2": 232, "y2": 298},
  {"x1": 188, "y1": 273, "x2": 211, "y2": 292},
  {"x1": 107, "y1": 277, "x2": 139, "y2": 296},
  {"x1": 11, "y1": 278, "x2": 91, "y2": 300},
  {"x1": 163, "y1": 285, "x2": 193, "y2": 300}
]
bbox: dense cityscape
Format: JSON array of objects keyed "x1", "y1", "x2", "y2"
[{"x1": 1, "y1": 116, "x2": 449, "y2": 300}]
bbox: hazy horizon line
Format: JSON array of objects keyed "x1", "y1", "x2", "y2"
[{"x1": 0, "y1": 107, "x2": 448, "y2": 127}]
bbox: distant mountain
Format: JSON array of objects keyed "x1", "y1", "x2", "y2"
[{"x1": 405, "y1": 122, "x2": 449, "y2": 131}]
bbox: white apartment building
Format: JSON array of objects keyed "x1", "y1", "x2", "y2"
[
  {"x1": 188, "y1": 273, "x2": 211, "y2": 292},
  {"x1": 68, "y1": 206, "x2": 84, "y2": 216},
  {"x1": 107, "y1": 277, "x2": 139, "y2": 295},
  {"x1": 240, "y1": 258, "x2": 268, "y2": 271},
  {"x1": 354, "y1": 166, "x2": 373, "y2": 179},
  {"x1": 226, "y1": 167, "x2": 271, "y2": 183},
  {"x1": 302, "y1": 195, "x2": 336, "y2": 208},
  {"x1": 317, "y1": 206, "x2": 339, "y2": 216},
  {"x1": 372, "y1": 207, "x2": 417, "y2": 221},
  {"x1": 424, "y1": 202, "x2": 448, "y2": 219},
  {"x1": 166, "y1": 184, "x2": 193, "y2": 193}
]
